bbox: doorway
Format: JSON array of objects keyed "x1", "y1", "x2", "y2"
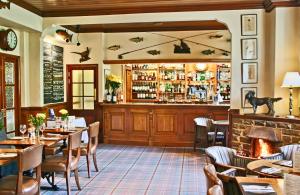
[
  {"x1": 67, "y1": 64, "x2": 98, "y2": 125},
  {"x1": 0, "y1": 53, "x2": 20, "y2": 134}
]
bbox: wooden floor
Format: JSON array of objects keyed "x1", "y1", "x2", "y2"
[{"x1": 41, "y1": 144, "x2": 207, "y2": 195}]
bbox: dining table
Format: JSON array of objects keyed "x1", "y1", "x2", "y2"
[
  {"x1": 0, "y1": 135, "x2": 68, "y2": 190},
  {"x1": 247, "y1": 159, "x2": 296, "y2": 178},
  {"x1": 0, "y1": 148, "x2": 19, "y2": 166},
  {"x1": 236, "y1": 177, "x2": 284, "y2": 195}
]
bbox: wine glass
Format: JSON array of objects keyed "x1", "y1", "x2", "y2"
[
  {"x1": 20, "y1": 124, "x2": 26, "y2": 138},
  {"x1": 40, "y1": 123, "x2": 46, "y2": 138}
]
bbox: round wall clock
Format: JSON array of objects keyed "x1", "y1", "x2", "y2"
[{"x1": 0, "y1": 29, "x2": 18, "y2": 51}]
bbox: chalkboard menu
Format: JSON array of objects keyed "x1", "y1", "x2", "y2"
[{"x1": 43, "y1": 42, "x2": 64, "y2": 104}]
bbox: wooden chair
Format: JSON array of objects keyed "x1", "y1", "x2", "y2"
[
  {"x1": 84, "y1": 121, "x2": 100, "y2": 178},
  {"x1": 204, "y1": 164, "x2": 223, "y2": 194},
  {"x1": 63, "y1": 121, "x2": 100, "y2": 178},
  {"x1": 0, "y1": 144, "x2": 43, "y2": 195},
  {"x1": 208, "y1": 185, "x2": 224, "y2": 195},
  {"x1": 42, "y1": 131, "x2": 82, "y2": 195}
]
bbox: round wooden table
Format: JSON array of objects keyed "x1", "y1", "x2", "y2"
[{"x1": 247, "y1": 159, "x2": 295, "y2": 178}]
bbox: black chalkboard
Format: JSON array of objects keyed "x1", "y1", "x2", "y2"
[{"x1": 43, "y1": 42, "x2": 64, "y2": 104}]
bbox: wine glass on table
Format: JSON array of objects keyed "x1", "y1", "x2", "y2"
[
  {"x1": 40, "y1": 123, "x2": 46, "y2": 138},
  {"x1": 20, "y1": 124, "x2": 26, "y2": 138}
]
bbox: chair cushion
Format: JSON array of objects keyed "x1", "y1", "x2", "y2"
[
  {"x1": 0, "y1": 175, "x2": 38, "y2": 195},
  {"x1": 280, "y1": 144, "x2": 300, "y2": 160},
  {"x1": 205, "y1": 146, "x2": 236, "y2": 165},
  {"x1": 42, "y1": 156, "x2": 77, "y2": 172},
  {"x1": 44, "y1": 142, "x2": 65, "y2": 155},
  {"x1": 62, "y1": 143, "x2": 88, "y2": 156}
]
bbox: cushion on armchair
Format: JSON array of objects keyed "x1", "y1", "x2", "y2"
[
  {"x1": 205, "y1": 146, "x2": 236, "y2": 165},
  {"x1": 280, "y1": 144, "x2": 300, "y2": 160}
]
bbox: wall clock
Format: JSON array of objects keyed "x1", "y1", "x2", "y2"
[{"x1": 0, "y1": 29, "x2": 18, "y2": 51}]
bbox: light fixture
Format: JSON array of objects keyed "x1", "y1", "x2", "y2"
[
  {"x1": 196, "y1": 63, "x2": 208, "y2": 71},
  {"x1": 281, "y1": 72, "x2": 300, "y2": 118},
  {"x1": 76, "y1": 25, "x2": 81, "y2": 46}
]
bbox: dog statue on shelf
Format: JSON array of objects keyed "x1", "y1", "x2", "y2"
[{"x1": 244, "y1": 91, "x2": 282, "y2": 116}]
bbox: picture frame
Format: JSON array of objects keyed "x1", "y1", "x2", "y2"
[
  {"x1": 241, "y1": 87, "x2": 257, "y2": 108},
  {"x1": 242, "y1": 62, "x2": 258, "y2": 84},
  {"x1": 241, "y1": 14, "x2": 257, "y2": 36},
  {"x1": 241, "y1": 38, "x2": 258, "y2": 60}
]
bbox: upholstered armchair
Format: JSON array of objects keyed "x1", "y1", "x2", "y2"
[
  {"x1": 280, "y1": 144, "x2": 300, "y2": 160},
  {"x1": 261, "y1": 144, "x2": 300, "y2": 160},
  {"x1": 205, "y1": 146, "x2": 256, "y2": 176}
]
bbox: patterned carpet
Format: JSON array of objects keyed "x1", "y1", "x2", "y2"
[{"x1": 41, "y1": 144, "x2": 207, "y2": 195}]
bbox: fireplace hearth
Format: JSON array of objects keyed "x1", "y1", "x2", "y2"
[{"x1": 247, "y1": 126, "x2": 281, "y2": 158}]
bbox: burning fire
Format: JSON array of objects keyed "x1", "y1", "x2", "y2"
[{"x1": 258, "y1": 139, "x2": 272, "y2": 158}]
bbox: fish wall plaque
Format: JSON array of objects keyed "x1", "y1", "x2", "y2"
[
  {"x1": 209, "y1": 34, "x2": 223, "y2": 39},
  {"x1": 147, "y1": 50, "x2": 161, "y2": 56},
  {"x1": 130, "y1": 37, "x2": 144, "y2": 43},
  {"x1": 107, "y1": 45, "x2": 121, "y2": 51},
  {"x1": 201, "y1": 49, "x2": 215, "y2": 55}
]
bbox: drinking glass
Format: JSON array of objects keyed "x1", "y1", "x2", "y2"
[
  {"x1": 20, "y1": 125, "x2": 26, "y2": 138},
  {"x1": 40, "y1": 123, "x2": 46, "y2": 137}
]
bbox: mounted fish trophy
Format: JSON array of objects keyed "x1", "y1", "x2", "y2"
[{"x1": 56, "y1": 29, "x2": 73, "y2": 43}]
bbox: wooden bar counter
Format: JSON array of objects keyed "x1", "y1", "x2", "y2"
[{"x1": 101, "y1": 103, "x2": 230, "y2": 146}]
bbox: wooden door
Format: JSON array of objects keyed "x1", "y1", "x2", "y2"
[
  {"x1": 0, "y1": 53, "x2": 20, "y2": 134},
  {"x1": 67, "y1": 64, "x2": 98, "y2": 125}
]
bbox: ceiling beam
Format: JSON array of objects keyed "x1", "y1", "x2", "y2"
[
  {"x1": 264, "y1": 0, "x2": 300, "y2": 12},
  {"x1": 10, "y1": 0, "x2": 42, "y2": 16}
]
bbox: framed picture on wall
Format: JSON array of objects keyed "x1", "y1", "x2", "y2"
[
  {"x1": 241, "y1": 38, "x2": 258, "y2": 60},
  {"x1": 241, "y1": 87, "x2": 257, "y2": 108},
  {"x1": 241, "y1": 14, "x2": 257, "y2": 36},
  {"x1": 242, "y1": 62, "x2": 258, "y2": 84}
]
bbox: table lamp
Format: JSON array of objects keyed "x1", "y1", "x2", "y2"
[{"x1": 281, "y1": 72, "x2": 300, "y2": 118}]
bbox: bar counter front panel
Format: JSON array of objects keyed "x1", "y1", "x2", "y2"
[{"x1": 102, "y1": 103, "x2": 230, "y2": 146}]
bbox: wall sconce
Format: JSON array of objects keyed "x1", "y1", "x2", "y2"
[{"x1": 55, "y1": 29, "x2": 73, "y2": 43}]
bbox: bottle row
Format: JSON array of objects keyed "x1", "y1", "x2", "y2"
[
  {"x1": 132, "y1": 72, "x2": 156, "y2": 81},
  {"x1": 132, "y1": 82, "x2": 157, "y2": 93},
  {"x1": 135, "y1": 93, "x2": 157, "y2": 99}
]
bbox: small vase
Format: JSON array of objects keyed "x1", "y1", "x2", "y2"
[{"x1": 35, "y1": 126, "x2": 40, "y2": 138}]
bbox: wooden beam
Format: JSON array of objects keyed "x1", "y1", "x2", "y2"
[{"x1": 103, "y1": 59, "x2": 231, "y2": 64}]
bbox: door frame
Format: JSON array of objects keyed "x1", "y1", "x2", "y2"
[
  {"x1": 0, "y1": 52, "x2": 21, "y2": 134},
  {"x1": 66, "y1": 64, "x2": 98, "y2": 120}
]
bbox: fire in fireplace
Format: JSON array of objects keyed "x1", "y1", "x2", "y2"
[{"x1": 247, "y1": 126, "x2": 281, "y2": 158}]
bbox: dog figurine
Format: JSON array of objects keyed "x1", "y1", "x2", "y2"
[{"x1": 244, "y1": 91, "x2": 282, "y2": 115}]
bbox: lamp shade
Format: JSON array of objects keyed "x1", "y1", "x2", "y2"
[{"x1": 281, "y1": 72, "x2": 300, "y2": 88}]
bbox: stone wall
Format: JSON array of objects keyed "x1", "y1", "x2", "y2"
[{"x1": 230, "y1": 114, "x2": 300, "y2": 154}]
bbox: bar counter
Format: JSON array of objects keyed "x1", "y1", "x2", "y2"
[{"x1": 101, "y1": 102, "x2": 230, "y2": 146}]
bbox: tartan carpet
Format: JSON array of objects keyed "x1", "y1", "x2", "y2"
[{"x1": 41, "y1": 145, "x2": 207, "y2": 195}]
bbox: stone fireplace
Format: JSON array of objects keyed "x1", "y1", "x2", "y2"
[
  {"x1": 247, "y1": 126, "x2": 281, "y2": 158},
  {"x1": 229, "y1": 111, "x2": 300, "y2": 157}
]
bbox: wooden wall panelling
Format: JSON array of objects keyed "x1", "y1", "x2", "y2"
[
  {"x1": 102, "y1": 104, "x2": 230, "y2": 146},
  {"x1": 128, "y1": 108, "x2": 150, "y2": 144},
  {"x1": 20, "y1": 102, "x2": 67, "y2": 125}
]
